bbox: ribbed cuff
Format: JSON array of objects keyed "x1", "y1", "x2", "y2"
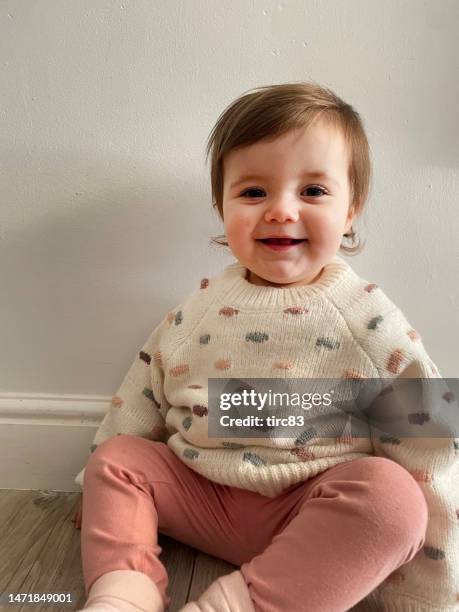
[{"x1": 86, "y1": 570, "x2": 164, "y2": 611}]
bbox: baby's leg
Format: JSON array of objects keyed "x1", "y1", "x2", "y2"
[
  {"x1": 80, "y1": 435, "x2": 172, "y2": 610},
  {"x1": 240, "y1": 456, "x2": 428, "y2": 612},
  {"x1": 80, "y1": 434, "x2": 259, "y2": 610}
]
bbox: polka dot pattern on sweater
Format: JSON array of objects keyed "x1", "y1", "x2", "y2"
[
  {"x1": 219, "y1": 306, "x2": 239, "y2": 317},
  {"x1": 142, "y1": 388, "x2": 160, "y2": 408},
  {"x1": 316, "y1": 337, "x2": 340, "y2": 350},
  {"x1": 139, "y1": 350, "x2": 151, "y2": 364},
  {"x1": 284, "y1": 306, "x2": 309, "y2": 315},
  {"x1": 174, "y1": 310, "x2": 183, "y2": 325},
  {"x1": 423, "y1": 546, "x2": 445, "y2": 561},
  {"x1": 192, "y1": 404, "x2": 208, "y2": 417},
  {"x1": 246, "y1": 331, "x2": 269, "y2": 343},
  {"x1": 170, "y1": 364, "x2": 189, "y2": 376},
  {"x1": 290, "y1": 446, "x2": 315, "y2": 460},
  {"x1": 215, "y1": 358, "x2": 231, "y2": 370},
  {"x1": 243, "y1": 452, "x2": 266, "y2": 467},
  {"x1": 75, "y1": 259, "x2": 457, "y2": 607},
  {"x1": 387, "y1": 349, "x2": 405, "y2": 374},
  {"x1": 273, "y1": 361, "x2": 293, "y2": 370},
  {"x1": 367, "y1": 315, "x2": 383, "y2": 330},
  {"x1": 184, "y1": 448, "x2": 199, "y2": 460},
  {"x1": 182, "y1": 416, "x2": 193, "y2": 430}
]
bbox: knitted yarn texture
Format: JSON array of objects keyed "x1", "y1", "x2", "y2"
[{"x1": 75, "y1": 255, "x2": 459, "y2": 611}]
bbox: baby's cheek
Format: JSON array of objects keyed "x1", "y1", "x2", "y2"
[{"x1": 225, "y1": 211, "x2": 253, "y2": 238}]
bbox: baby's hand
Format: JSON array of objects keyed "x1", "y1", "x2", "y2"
[{"x1": 72, "y1": 494, "x2": 83, "y2": 529}]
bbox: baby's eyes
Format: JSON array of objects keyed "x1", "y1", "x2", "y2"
[{"x1": 239, "y1": 185, "x2": 328, "y2": 198}]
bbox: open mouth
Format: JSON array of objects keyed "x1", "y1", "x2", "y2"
[
  {"x1": 257, "y1": 238, "x2": 307, "y2": 245},
  {"x1": 256, "y1": 237, "x2": 308, "y2": 252}
]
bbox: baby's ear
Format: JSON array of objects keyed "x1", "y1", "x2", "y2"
[
  {"x1": 343, "y1": 214, "x2": 355, "y2": 235},
  {"x1": 346, "y1": 205, "x2": 357, "y2": 224}
]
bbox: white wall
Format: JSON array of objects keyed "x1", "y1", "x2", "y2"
[{"x1": 1, "y1": 0, "x2": 458, "y2": 398}]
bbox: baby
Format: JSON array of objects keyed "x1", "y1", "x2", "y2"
[{"x1": 74, "y1": 81, "x2": 458, "y2": 612}]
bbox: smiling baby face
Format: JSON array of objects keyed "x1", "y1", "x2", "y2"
[{"x1": 222, "y1": 120, "x2": 356, "y2": 287}]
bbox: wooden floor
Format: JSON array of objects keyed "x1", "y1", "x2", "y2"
[{"x1": 0, "y1": 489, "x2": 237, "y2": 611}]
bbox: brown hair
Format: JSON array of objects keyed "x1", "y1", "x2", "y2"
[{"x1": 205, "y1": 80, "x2": 372, "y2": 255}]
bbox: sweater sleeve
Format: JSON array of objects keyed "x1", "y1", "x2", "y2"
[
  {"x1": 363, "y1": 307, "x2": 459, "y2": 610},
  {"x1": 74, "y1": 316, "x2": 171, "y2": 491}
]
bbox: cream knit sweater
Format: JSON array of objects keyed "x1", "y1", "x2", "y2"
[{"x1": 75, "y1": 254, "x2": 459, "y2": 611}]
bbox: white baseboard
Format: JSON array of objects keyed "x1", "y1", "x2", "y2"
[{"x1": 0, "y1": 392, "x2": 110, "y2": 491}]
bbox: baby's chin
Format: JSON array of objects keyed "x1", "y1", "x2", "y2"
[{"x1": 246, "y1": 267, "x2": 324, "y2": 288}]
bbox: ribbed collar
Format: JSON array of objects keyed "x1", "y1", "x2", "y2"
[{"x1": 219, "y1": 254, "x2": 355, "y2": 309}]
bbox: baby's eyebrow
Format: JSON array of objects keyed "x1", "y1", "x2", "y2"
[{"x1": 230, "y1": 171, "x2": 339, "y2": 190}]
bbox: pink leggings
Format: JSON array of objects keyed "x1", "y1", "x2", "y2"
[{"x1": 80, "y1": 434, "x2": 428, "y2": 612}]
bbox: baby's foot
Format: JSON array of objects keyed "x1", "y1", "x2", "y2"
[
  {"x1": 179, "y1": 570, "x2": 255, "y2": 612},
  {"x1": 78, "y1": 570, "x2": 164, "y2": 612}
]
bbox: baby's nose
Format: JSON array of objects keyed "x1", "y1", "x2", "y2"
[{"x1": 264, "y1": 198, "x2": 300, "y2": 222}]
